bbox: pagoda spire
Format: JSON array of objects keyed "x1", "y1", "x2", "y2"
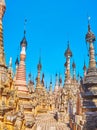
[
  {"x1": 28, "y1": 72, "x2": 31, "y2": 82},
  {"x1": 7, "y1": 57, "x2": 13, "y2": 82},
  {"x1": 77, "y1": 72, "x2": 80, "y2": 84},
  {"x1": 59, "y1": 73, "x2": 62, "y2": 88},
  {"x1": 0, "y1": 0, "x2": 6, "y2": 66},
  {"x1": 83, "y1": 60, "x2": 87, "y2": 77},
  {"x1": 8, "y1": 57, "x2": 13, "y2": 75},
  {"x1": 37, "y1": 57, "x2": 42, "y2": 82},
  {"x1": 15, "y1": 28, "x2": 28, "y2": 93},
  {"x1": 36, "y1": 57, "x2": 42, "y2": 88},
  {"x1": 9, "y1": 57, "x2": 12, "y2": 69},
  {"x1": 41, "y1": 73, "x2": 45, "y2": 86},
  {"x1": 28, "y1": 73, "x2": 34, "y2": 93},
  {"x1": 85, "y1": 17, "x2": 96, "y2": 68},
  {"x1": 64, "y1": 42, "x2": 72, "y2": 82},
  {"x1": 72, "y1": 60, "x2": 76, "y2": 80},
  {"x1": 49, "y1": 76, "x2": 52, "y2": 92},
  {"x1": 54, "y1": 73, "x2": 59, "y2": 91},
  {"x1": 15, "y1": 56, "x2": 19, "y2": 69},
  {"x1": 14, "y1": 56, "x2": 19, "y2": 78},
  {"x1": 55, "y1": 73, "x2": 58, "y2": 86}
]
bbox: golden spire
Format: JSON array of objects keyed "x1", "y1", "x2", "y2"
[
  {"x1": 15, "y1": 56, "x2": 19, "y2": 69},
  {"x1": 54, "y1": 73, "x2": 59, "y2": 91},
  {"x1": 36, "y1": 57, "x2": 42, "y2": 87},
  {"x1": 28, "y1": 73, "x2": 34, "y2": 93},
  {"x1": 28, "y1": 72, "x2": 31, "y2": 81},
  {"x1": 0, "y1": 0, "x2": 6, "y2": 66},
  {"x1": 55, "y1": 73, "x2": 58, "y2": 86},
  {"x1": 9, "y1": 57, "x2": 12, "y2": 68},
  {"x1": 8, "y1": 57, "x2": 12, "y2": 72},
  {"x1": 64, "y1": 41, "x2": 72, "y2": 81},
  {"x1": 41, "y1": 73, "x2": 45, "y2": 86},
  {"x1": 85, "y1": 17, "x2": 96, "y2": 68},
  {"x1": 59, "y1": 73, "x2": 62, "y2": 88},
  {"x1": 83, "y1": 60, "x2": 87, "y2": 77},
  {"x1": 72, "y1": 60, "x2": 76, "y2": 80},
  {"x1": 77, "y1": 72, "x2": 80, "y2": 84},
  {"x1": 49, "y1": 76, "x2": 52, "y2": 92}
]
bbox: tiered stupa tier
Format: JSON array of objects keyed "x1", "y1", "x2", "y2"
[{"x1": 15, "y1": 31, "x2": 28, "y2": 93}]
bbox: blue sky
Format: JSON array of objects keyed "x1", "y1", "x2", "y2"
[{"x1": 3, "y1": 0, "x2": 97, "y2": 88}]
